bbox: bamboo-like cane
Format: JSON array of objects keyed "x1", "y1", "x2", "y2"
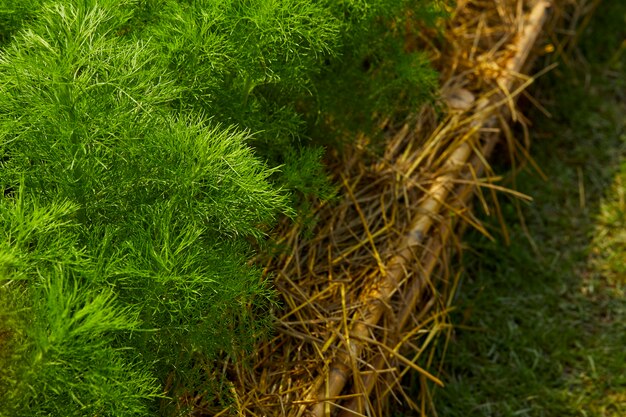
[{"x1": 308, "y1": 1, "x2": 551, "y2": 416}]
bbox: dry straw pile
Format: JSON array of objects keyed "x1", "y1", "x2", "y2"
[{"x1": 207, "y1": 0, "x2": 585, "y2": 415}]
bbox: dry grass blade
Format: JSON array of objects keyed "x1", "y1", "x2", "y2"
[
  {"x1": 214, "y1": 1, "x2": 566, "y2": 416},
  {"x1": 308, "y1": 2, "x2": 550, "y2": 415}
]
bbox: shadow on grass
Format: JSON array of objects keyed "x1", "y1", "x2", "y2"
[{"x1": 397, "y1": 2, "x2": 625, "y2": 417}]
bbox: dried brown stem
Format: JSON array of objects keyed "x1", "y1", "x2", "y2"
[{"x1": 309, "y1": 1, "x2": 551, "y2": 415}]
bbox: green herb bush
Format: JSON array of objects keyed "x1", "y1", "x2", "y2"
[
  {"x1": 0, "y1": 0, "x2": 441, "y2": 414},
  {"x1": 126, "y1": 0, "x2": 441, "y2": 194}
]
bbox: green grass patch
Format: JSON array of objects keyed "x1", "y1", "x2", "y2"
[{"x1": 397, "y1": 2, "x2": 625, "y2": 416}]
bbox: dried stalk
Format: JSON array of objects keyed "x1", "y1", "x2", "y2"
[
  {"x1": 214, "y1": 1, "x2": 575, "y2": 416},
  {"x1": 308, "y1": 1, "x2": 551, "y2": 415}
]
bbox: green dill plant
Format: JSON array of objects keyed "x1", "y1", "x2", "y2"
[
  {"x1": 0, "y1": 0, "x2": 45, "y2": 46},
  {"x1": 0, "y1": 1, "x2": 290, "y2": 414},
  {"x1": 0, "y1": 0, "x2": 442, "y2": 414}
]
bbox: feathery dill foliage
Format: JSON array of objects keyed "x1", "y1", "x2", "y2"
[
  {"x1": 0, "y1": 1, "x2": 289, "y2": 415},
  {"x1": 131, "y1": 0, "x2": 440, "y2": 177},
  {"x1": 0, "y1": 0, "x2": 441, "y2": 414},
  {"x1": 309, "y1": 0, "x2": 442, "y2": 138},
  {"x1": 0, "y1": 0, "x2": 45, "y2": 46},
  {"x1": 0, "y1": 191, "x2": 161, "y2": 416}
]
